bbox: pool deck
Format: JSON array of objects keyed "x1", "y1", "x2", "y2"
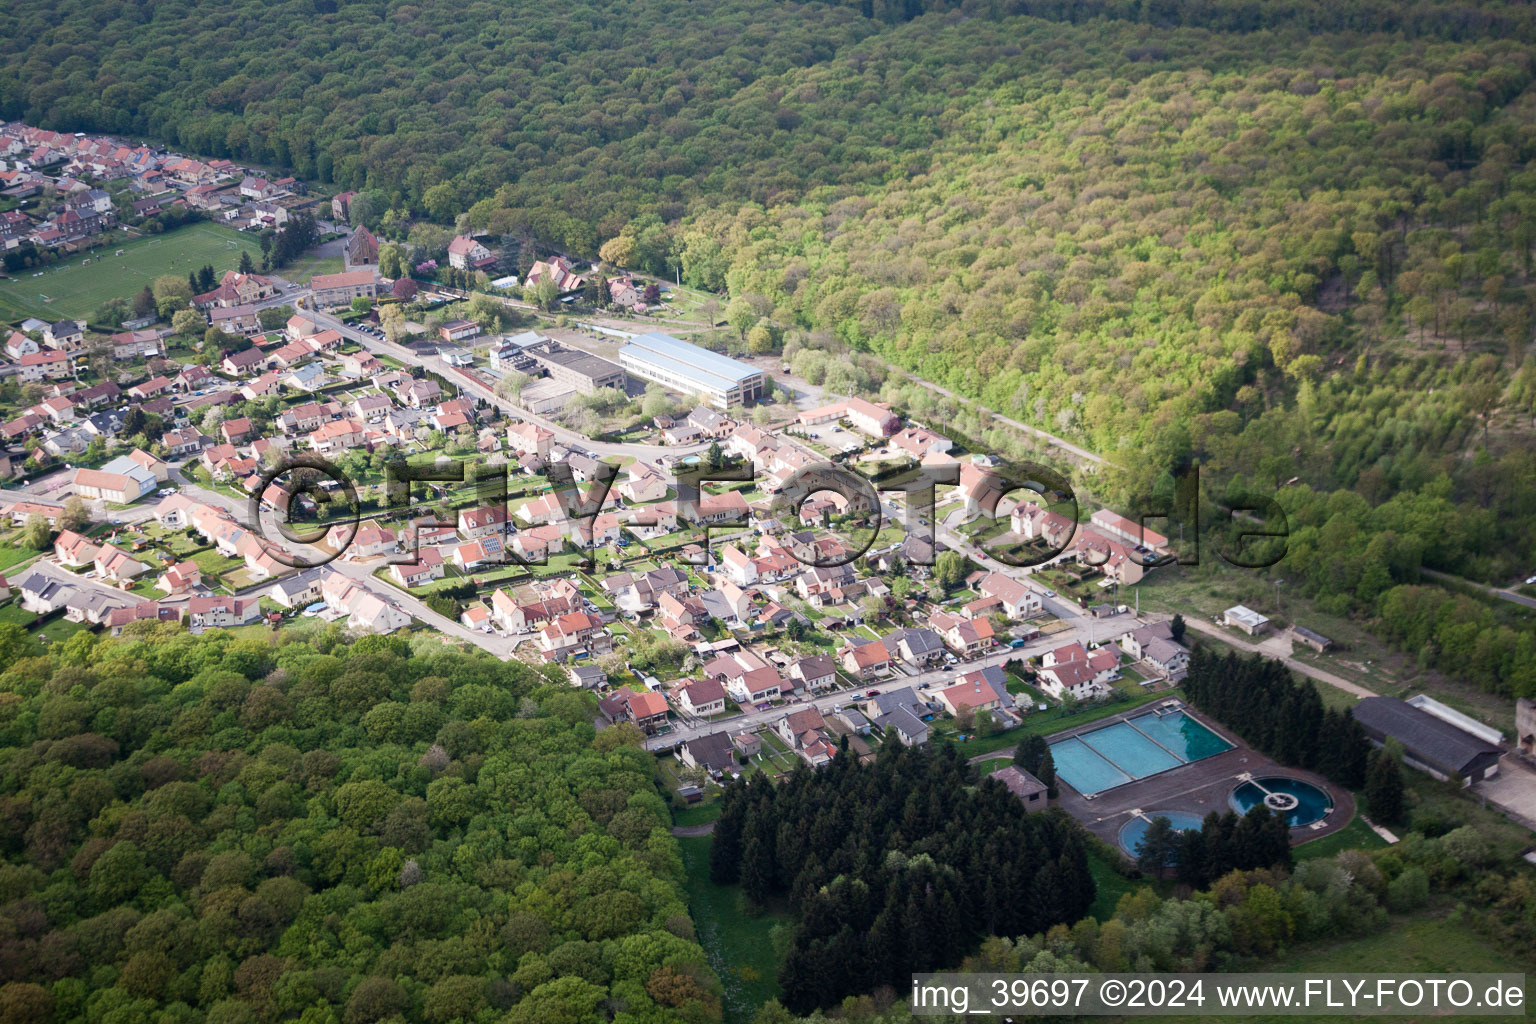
[{"x1": 1046, "y1": 705, "x2": 1356, "y2": 851}]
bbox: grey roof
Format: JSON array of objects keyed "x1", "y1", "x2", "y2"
[
  {"x1": 620, "y1": 332, "x2": 761, "y2": 392},
  {"x1": 1291, "y1": 624, "x2": 1332, "y2": 646},
  {"x1": 791, "y1": 654, "x2": 835, "y2": 679},
  {"x1": 568, "y1": 664, "x2": 606, "y2": 685},
  {"x1": 1351, "y1": 697, "x2": 1501, "y2": 777},
  {"x1": 696, "y1": 589, "x2": 734, "y2": 622},
  {"x1": 1142, "y1": 638, "x2": 1186, "y2": 665},
  {"x1": 687, "y1": 405, "x2": 727, "y2": 431},
  {"x1": 20, "y1": 572, "x2": 66, "y2": 601},
  {"x1": 837, "y1": 707, "x2": 869, "y2": 729},
  {"x1": 877, "y1": 706, "x2": 929, "y2": 743},
  {"x1": 529, "y1": 345, "x2": 623, "y2": 382},
  {"x1": 271, "y1": 566, "x2": 327, "y2": 597},
  {"x1": 886, "y1": 627, "x2": 944, "y2": 658},
  {"x1": 685, "y1": 731, "x2": 737, "y2": 772},
  {"x1": 66, "y1": 589, "x2": 128, "y2": 615},
  {"x1": 869, "y1": 686, "x2": 925, "y2": 718},
  {"x1": 1127, "y1": 620, "x2": 1174, "y2": 646}
]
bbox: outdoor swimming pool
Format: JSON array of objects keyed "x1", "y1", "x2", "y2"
[
  {"x1": 1049, "y1": 709, "x2": 1233, "y2": 796},
  {"x1": 1118, "y1": 810, "x2": 1205, "y2": 857},
  {"x1": 1230, "y1": 776, "x2": 1333, "y2": 827}
]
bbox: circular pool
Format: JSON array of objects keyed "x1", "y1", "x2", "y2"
[
  {"x1": 1229, "y1": 777, "x2": 1332, "y2": 827},
  {"x1": 1118, "y1": 810, "x2": 1205, "y2": 857},
  {"x1": 680, "y1": 455, "x2": 701, "y2": 465}
]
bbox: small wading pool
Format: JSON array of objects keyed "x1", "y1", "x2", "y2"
[
  {"x1": 1118, "y1": 810, "x2": 1204, "y2": 857},
  {"x1": 1229, "y1": 776, "x2": 1333, "y2": 827}
]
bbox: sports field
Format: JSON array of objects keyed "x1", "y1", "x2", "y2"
[{"x1": 0, "y1": 223, "x2": 264, "y2": 322}]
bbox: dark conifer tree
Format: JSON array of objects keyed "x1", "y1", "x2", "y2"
[{"x1": 1364, "y1": 747, "x2": 1407, "y2": 825}]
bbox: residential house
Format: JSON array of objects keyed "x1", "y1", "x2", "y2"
[
  {"x1": 209, "y1": 304, "x2": 262, "y2": 338},
  {"x1": 537, "y1": 610, "x2": 610, "y2": 660},
  {"x1": 929, "y1": 610, "x2": 995, "y2": 657},
  {"x1": 622, "y1": 689, "x2": 671, "y2": 735},
  {"x1": 935, "y1": 676, "x2": 1004, "y2": 718},
  {"x1": 619, "y1": 461, "x2": 667, "y2": 504},
  {"x1": 884, "y1": 626, "x2": 946, "y2": 668},
  {"x1": 310, "y1": 269, "x2": 378, "y2": 309},
  {"x1": 679, "y1": 731, "x2": 737, "y2": 775},
  {"x1": 156, "y1": 561, "x2": 202, "y2": 595},
  {"x1": 446, "y1": 235, "x2": 494, "y2": 271},
  {"x1": 774, "y1": 706, "x2": 828, "y2": 750},
  {"x1": 787, "y1": 654, "x2": 836, "y2": 692},
  {"x1": 54, "y1": 529, "x2": 100, "y2": 567},
  {"x1": 523, "y1": 255, "x2": 584, "y2": 291},
  {"x1": 389, "y1": 547, "x2": 445, "y2": 588},
  {"x1": 268, "y1": 567, "x2": 327, "y2": 609},
  {"x1": 725, "y1": 666, "x2": 783, "y2": 706},
  {"x1": 976, "y1": 572, "x2": 1043, "y2": 619},
  {"x1": 19, "y1": 349, "x2": 71, "y2": 382},
  {"x1": 678, "y1": 678, "x2": 727, "y2": 717},
  {"x1": 1037, "y1": 649, "x2": 1118, "y2": 702},
  {"x1": 187, "y1": 595, "x2": 260, "y2": 629},
  {"x1": 94, "y1": 546, "x2": 149, "y2": 582},
  {"x1": 839, "y1": 639, "x2": 892, "y2": 679},
  {"x1": 19, "y1": 572, "x2": 73, "y2": 614}
]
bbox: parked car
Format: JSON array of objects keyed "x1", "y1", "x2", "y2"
[
  {"x1": 1525, "y1": 574, "x2": 1536, "y2": 585},
  {"x1": 865, "y1": 689, "x2": 881, "y2": 697},
  {"x1": 1008, "y1": 638, "x2": 1029, "y2": 648}
]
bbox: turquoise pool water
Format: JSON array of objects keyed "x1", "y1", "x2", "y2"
[
  {"x1": 1230, "y1": 776, "x2": 1333, "y2": 827},
  {"x1": 1049, "y1": 708, "x2": 1233, "y2": 796},
  {"x1": 1119, "y1": 811, "x2": 1205, "y2": 857}
]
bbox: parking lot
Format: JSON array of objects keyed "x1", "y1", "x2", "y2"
[{"x1": 800, "y1": 421, "x2": 868, "y2": 456}]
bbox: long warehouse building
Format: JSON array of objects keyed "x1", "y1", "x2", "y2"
[{"x1": 617, "y1": 332, "x2": 765, "y2": 408}]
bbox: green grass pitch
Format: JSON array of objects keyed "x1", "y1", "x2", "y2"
[{"x1": 0, "y1": 223, "x2": 264, "y2": 322}]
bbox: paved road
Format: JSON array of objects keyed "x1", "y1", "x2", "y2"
[
  {"x1": 167, "y1": 465, "x2": 540, "y2": 654},
  {"x1": 21, "y1": 558, "x2": 141, "y2": 612},
  {"x1": 302, "y1": 306, "x2": 713, "y2": 463},
  {"x1": 1420, "y1": 566, "x2": 1536, "y2": 612},
  {"x1": 932, "y1": 504, "x2": 1091, "y2": 622},
  {"x1": 644, "y1": 609, "x2": 1137, "y2": 750},
  {"x1": 325, "y1": 555, "x2": 539, "y2": 656},
  {"x1": 1178, "y1": 614, "x2": 1377, "y2": 700}
]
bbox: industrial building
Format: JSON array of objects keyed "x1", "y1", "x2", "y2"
[
  {"x1": 617, "y1": 331, "x2": 764, "y2": 408},
  {"x1": 527, "y1": 344, "x2": 626, "y2": 395},
  {"x1": 1350, "y1": 696, "x2": 1502, "y2": 786}
]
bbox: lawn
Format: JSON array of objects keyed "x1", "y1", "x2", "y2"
[
  {"x1": 0, "y1": 604, "x2": 94, "y2": 645},
  {"x1": 1148, "y1": 912, "x2": 1534, "y2": 1024},
  {"x1": 676, "y1": 835, "x2": 789, "y2": 1024},
  {"x1": 0, "y1": 223, "x2": 264, "y2": 321},
  {"x1": 950, "y1": 688, "x2": 1171, "y2": 759},
  {"x1": 1293, "y1": 812, "x2": 1389, "y2": 861},
  {"x1": 671, "y1": 801, "x2": 723, "y2": 828},
  {"x1": 283, "y1": 254, "x2": 344, "y2": 284},
  {"x1": 1086, "y1": 847, "x2": 1153, "y2": 922},
  {"x1": 0, "y1": 541, "x2": 45, "y2": 574}
]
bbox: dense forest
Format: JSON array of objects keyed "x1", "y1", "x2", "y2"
[
  {"x1": 0, "y1": 623, "x2": 721, "y2": 1024},
  {"x1": 1183, "y1": 646, "x2": 1371, "y2": 788},
  {"x1": 707, "y1": 745, "x2": 1093, "y2": 1014}
]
